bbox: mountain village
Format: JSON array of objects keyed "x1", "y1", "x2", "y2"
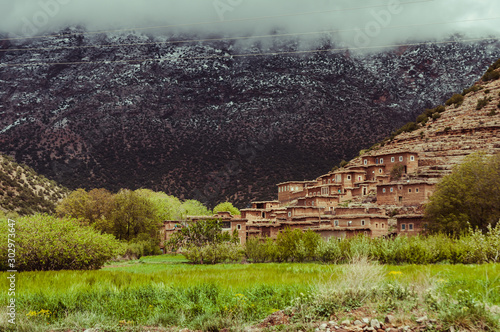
[{"x1": 161, "y1": 75, "x2": 500, "y2": 249}]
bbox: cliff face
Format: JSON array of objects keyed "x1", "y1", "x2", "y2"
[{"x1": 0, "y1": 29, "x2": 499, "y2": 207}]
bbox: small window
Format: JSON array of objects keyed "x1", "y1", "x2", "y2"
[
  {"x1": 348, "y1": 221, "x2": 352, "y2": 225},
  {"x1": 391, "y1": 157, "x2": 395, "y2": 162},
  {"x1": 347, "y1": 175, "x2": 351, "y2": 180},
  {"x1": 409, "y1": 223, "x2": 414, "y2": 230},
  {"x1": 399, "y1": 156, "x2": 403, "y2": 162},
  {"x1": 379, "y1": 169, "x2": 383, "y2": 174},
  {"x1": 288, "y1": 212, "x2": 292, "y2": 217},
  {"x1": 401, "y1": 224, "x2": 406, "y2": 230},
  {"x1": 381, "y1": 223, "x2": 385, "y2": 229},
  {"x1": 334, "y1": 220, "x2": 339, "y2": 226},
  {"x1": 361, "y1": 220, "x2": 365, "y2": 226},
  {"x1": 221, "y1": 221, "x2": 231, "y2": 229},
  {"x1": 364, "y1": 159, "x2": 368, "y2": 165},
  {"x1": 382, "y1": 188, "x2": 386, "y2": 193},
  {"x1": 375, "y1": 223, "x2": 379, "y2": 228},
  {"x1": 390, "y1": 187, "x2": 393, "y2": 193},
  {"x1": 375, "y1": 158, "x2": 379, "y2": 164},
  {"x1": 311, "y1": 201, "x2": 315, "y2": 206},
  {"x1": 409, "y1": 189, "x2": 412, "y2": 193},
  {"x1": 410, "y1": 156, "x2": 415, "y2": 161},
  {"x1": 380, "y1": 158, "x2": 384, "y2": 164},
  {"x1": 416, "y1": 188, "x2": 419, "y2": 193},
  {"x1": 237, "y1": 224, "x2": 241, "y2": 230}
]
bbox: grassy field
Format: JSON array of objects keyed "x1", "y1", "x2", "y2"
[{"x1": 1, "y1": 255, "x2": 499, "y2": 331}]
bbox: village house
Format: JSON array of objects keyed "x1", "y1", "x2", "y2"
[
  {"x1": 395, "y1": 214, "x2": 428, "y2": 236},
  {"x1": 159, "y1": 150, "x2": 440, "y2": 248}
]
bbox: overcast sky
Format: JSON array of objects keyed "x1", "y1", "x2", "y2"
[{"x1": 0, "y1": 0, "x2": 499, "y2": 49}]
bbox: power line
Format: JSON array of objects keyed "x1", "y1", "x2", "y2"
[
  {"x1": 0, "y1": 0, "x2": 434, "y2": 42},
  {"x1": 2, "y1": 16, "x2": 499, "y2": 53},
  {"x1": 1, "y1": 37, "x2": 498, "y2": 68}
]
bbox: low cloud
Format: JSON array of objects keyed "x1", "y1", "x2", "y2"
[{"x1": 0, "y1": 0, "x2": 499, "y2": 49}]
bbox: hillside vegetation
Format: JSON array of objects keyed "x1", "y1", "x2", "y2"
[{"x1": 0, "y1": 154, "x2": 69, "y2": 215}]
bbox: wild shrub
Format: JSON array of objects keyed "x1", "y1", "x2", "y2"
[
  {"x1": 245, "y1": 236, "x2": 268, "y2": 263},
  {"x1": 446, "y1": 94, "x2": 464, "y2": 107},
  {"x1": 184, "y1": 242, "x2": 243, "y2": 264},
  {"x1": 0, "y1": 214, "x2": 124, "y2": 271},
  {"x1": 390, "y1": 163, "x2": 406, "y2": 181},
  {"x1": 476, "y1": 97, "x2": 492, "y2": 110},
  {"x1": 393, "y1": 122, "x2": 418, "y2": 137},
  {"x1": 462, "y1": 85, "x2": 483, "y2": 96},
  {"x1": 482, "y1": 69, "x2": 500, "y2": 82},
  {"x1": 317, "y1": 238, "x2": 342, "y2": 263}
]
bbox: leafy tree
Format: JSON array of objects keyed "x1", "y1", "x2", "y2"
[
  {"x1": 136, "y1": 189, "x2": 183, "y2": 220},
  {"x1": 110, "y1": 189, "x2": 159, "y2": 241},
  {"x1": 0, "y1": 214, "x2": 124, "y2": 271},
  {"x1": 178, "y1": 199, "x2": 211, "y2": 219},
  {"x1": 213, "y1": 201, "x2": 240, "y2": 216},
  {"x1": 56, "y1": 188, "x2": 115, "y2": 226},
  {"x1": 425, "y1": 153, "x2": 500, "y2": 235},
  {"x1": 56, "y1": 188, "x2": 92, "y2": 219}
]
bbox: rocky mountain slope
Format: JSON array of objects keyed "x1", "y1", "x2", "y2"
[
  {"x1": 0, "y1": 153, "x2": 69, "y2": 215},
  {"x1": 1, "y1": 29, "x2": 499, "y2": 207},
  {"x1": 353, "y1": 62, "x2": 500, "y2": 182}
]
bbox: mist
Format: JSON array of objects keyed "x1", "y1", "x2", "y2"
[{"x1": 0, "y1": 0, "x2": 499, "y2": 50}]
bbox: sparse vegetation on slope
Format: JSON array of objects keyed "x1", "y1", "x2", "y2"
[{"x1": 0, "y1": 154, "x2": 69, "y2": 215}]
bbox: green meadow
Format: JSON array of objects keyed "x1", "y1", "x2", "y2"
[{"x1": 1, "y1": 256, "x2": 499, "y2": 331}]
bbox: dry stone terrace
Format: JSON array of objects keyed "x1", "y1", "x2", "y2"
[{"x1": 161, "y1": 73, "x2": 500, "y2": 245}]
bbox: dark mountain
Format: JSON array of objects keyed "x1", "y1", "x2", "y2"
[{"x1": 0, "y1": 29, "x2": 499, "y2": 207}]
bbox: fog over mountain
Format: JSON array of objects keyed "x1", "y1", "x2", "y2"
[{"x1": 1, "y1": 0, "x2": 499, "y2": 49}]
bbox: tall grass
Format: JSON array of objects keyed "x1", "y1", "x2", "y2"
[
  {"x1": 245, "y1": 224, "x2": 500, "y2": 265},
  {"x1": 1, "y1": 257, "x2": 499, "y2": 331}
]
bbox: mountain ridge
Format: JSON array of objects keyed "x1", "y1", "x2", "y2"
[{"x1": 1, "y1": 30, "x2": 499, "y2": 207}]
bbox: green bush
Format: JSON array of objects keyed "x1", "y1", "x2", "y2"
[
  {"x1": 245, "y1": 236, "x2": 278, "y2": 263},
  {"x1": 445, "y1": 94, "x2": 464, "y2": 107},
  {"x1": 482, "y1": 69, "x2": 500, "y2": 82},
  {"x1": 0, "y1": 214, "x2": 124, "y2": 271},
  {"x1": 462, "y1": 85, "x2": 483, "y2": 96},
  {"x1": 184, "y1": 242, "x2": 243, "y2": 264},
  {"x1": 476, "y1": 97, "x2": 492, "y2": 110},
  {"x1": 123, "y1": 239, "x2": 162, "y2": 259}
]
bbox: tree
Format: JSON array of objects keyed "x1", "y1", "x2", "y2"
[
  {"x1": 110, "y1": 189, "x2": 159, "y2": 241},
  {"x1": 135, "y1": 189, "x2": 182, "y2": 220},
  {"x1": 178, "y1": 199, "x2": 211, "y2": 219},
  {"x1": 425, "y1": 153, "x2": 500, "y2": 235},
  {"x1": 56, "y1": 188, "x2": 115, "y2": 228},
  {"x1": 213, "y1": 201, "x2": 240, "y2": 216}
]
